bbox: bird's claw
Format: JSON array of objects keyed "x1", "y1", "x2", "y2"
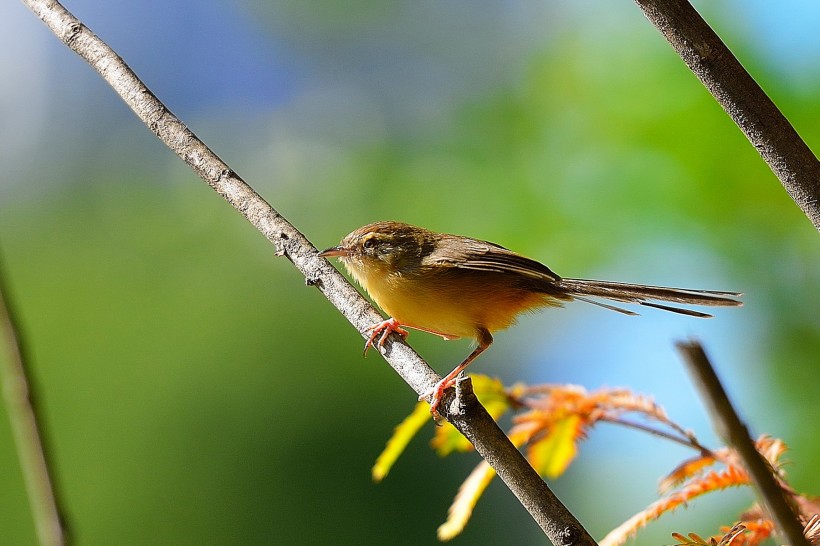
[
  {"x1": 363, "y1": 318, "x2": 409, "y2": 356},
  {"x1": 419, "y1": 377, "x2": 455, "y2": 417}
]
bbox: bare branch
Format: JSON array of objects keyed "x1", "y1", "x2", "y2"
[
  {"x1": 676, "y1": 340, "x2": 808, "y2": 546},
  {"x1": 634, "y1": 0, "x2": 820, "y2": 231},
  {"x1": 19, "y1": 0, "x2": 597, "y2": 543},
  {"x1": 0, "y1": 250, "x2": 69, "y2": 545},
  {"x1": 599, "y1": 416, "x2": 714, "y2": 457}
]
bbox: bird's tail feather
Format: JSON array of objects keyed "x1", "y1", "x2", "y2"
[{"x1": 559, "y1": 278, "x2": 742, "y2": 318}]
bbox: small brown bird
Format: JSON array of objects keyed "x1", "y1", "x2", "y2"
[{"x1": 320, "y1": 221, "x2": 741, "y2": 415}]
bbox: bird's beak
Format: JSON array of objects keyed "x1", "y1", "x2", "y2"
[{"x1": 319, "y1": 245, "x2": 352, "y2": 258}]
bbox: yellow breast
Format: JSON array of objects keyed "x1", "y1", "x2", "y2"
[{"x1": 344, "y1": 258, "x2": 561, "y2": 341}]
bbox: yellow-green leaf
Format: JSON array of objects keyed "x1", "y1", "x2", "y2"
[
  {"x1": 372, "y1": 401, "x2": 431, "y2": 482},
  {"x1": 437, "y1": 460, "x2": 497, "y2": 542},
  {"x1": 528, "y1": 414, "x2": 582, "y2": 479},
  {"x1": 471, "y1": 374, "x2": 512, "y2": 420},
  {"x1": 431, "y1": 419, "x2": 472, "y2": 456}
]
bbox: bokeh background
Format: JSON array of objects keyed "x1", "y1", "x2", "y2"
[{"x1": 2, "y1": 0, "x2": 819, "y2": 544}]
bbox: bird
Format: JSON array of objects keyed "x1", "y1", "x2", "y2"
[{"x1": 320, "y1": 221, "x2": 742, "y2": 415}]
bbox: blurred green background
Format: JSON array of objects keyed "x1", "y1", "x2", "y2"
[{"x1": 2, "y1": 0, "x2": 819, "y2": 544}]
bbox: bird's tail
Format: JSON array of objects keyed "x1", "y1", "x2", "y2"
[{"x1": 558, "y1": 278, "x2": 742, "y2": 318}]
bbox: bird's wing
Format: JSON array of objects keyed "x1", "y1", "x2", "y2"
[{"x1": 421, "y1": 235, "x2": 561, "y2": 283}]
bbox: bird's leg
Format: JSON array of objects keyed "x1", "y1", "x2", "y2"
[
  {"x1": 422, "y1": 329, "x2": 493, "y2": 416},
  {"x1": 363, "y1": 317, "x2": 409, "y2": 356}
]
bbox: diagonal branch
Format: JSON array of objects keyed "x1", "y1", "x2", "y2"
[
  {"x1": 676, "y1": 339, "x2": 808, "y2": 546},
  {"x1": 20, "y1": 0, "x2": 596, "y2": 543},
  {"x1": 634, "y1": 0, "x2": 820, "y2": 231}
]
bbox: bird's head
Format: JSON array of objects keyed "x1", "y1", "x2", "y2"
[{"x1": 320, "y1": 221, "x2": 434, "y2": 278}]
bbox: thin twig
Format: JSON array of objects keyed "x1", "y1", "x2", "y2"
[
  {"x1": 599, "y1": 416, "x2": 715, "y2": 457},
  {"x1": 19, "y1": 1, "x2": 597, "y2": 543},
  {"x1": 676, "y1": 339, "x2": 808, "y2": 546},
  {"x1": 634, "y1": 0, "x2": 820, "y2": 231},
  {"x1": 0, "y1": 250, "x2": 68, "y2": 545}
]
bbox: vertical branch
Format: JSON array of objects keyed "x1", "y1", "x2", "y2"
[
  {"x1": 634, "y1": 0, "x2": 820, "y2": 231},
  {"x1": 0, "y1": 252, "x2": 68, "y2": 546},
  {"x1": 676, "y1": 340, "x2": 808, "y2": 546}
]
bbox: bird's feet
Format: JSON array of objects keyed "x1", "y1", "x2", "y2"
[
  {"x1": 419, "y1": 377, "x2": 457, "y2": 417},
  {"x1": 363, "y1": 317, "x2": 409, "y2": 356}
]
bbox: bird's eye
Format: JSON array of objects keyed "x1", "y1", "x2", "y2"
[{"x1": 362, "y1": 237, "x2": 376, "y2": 250}]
